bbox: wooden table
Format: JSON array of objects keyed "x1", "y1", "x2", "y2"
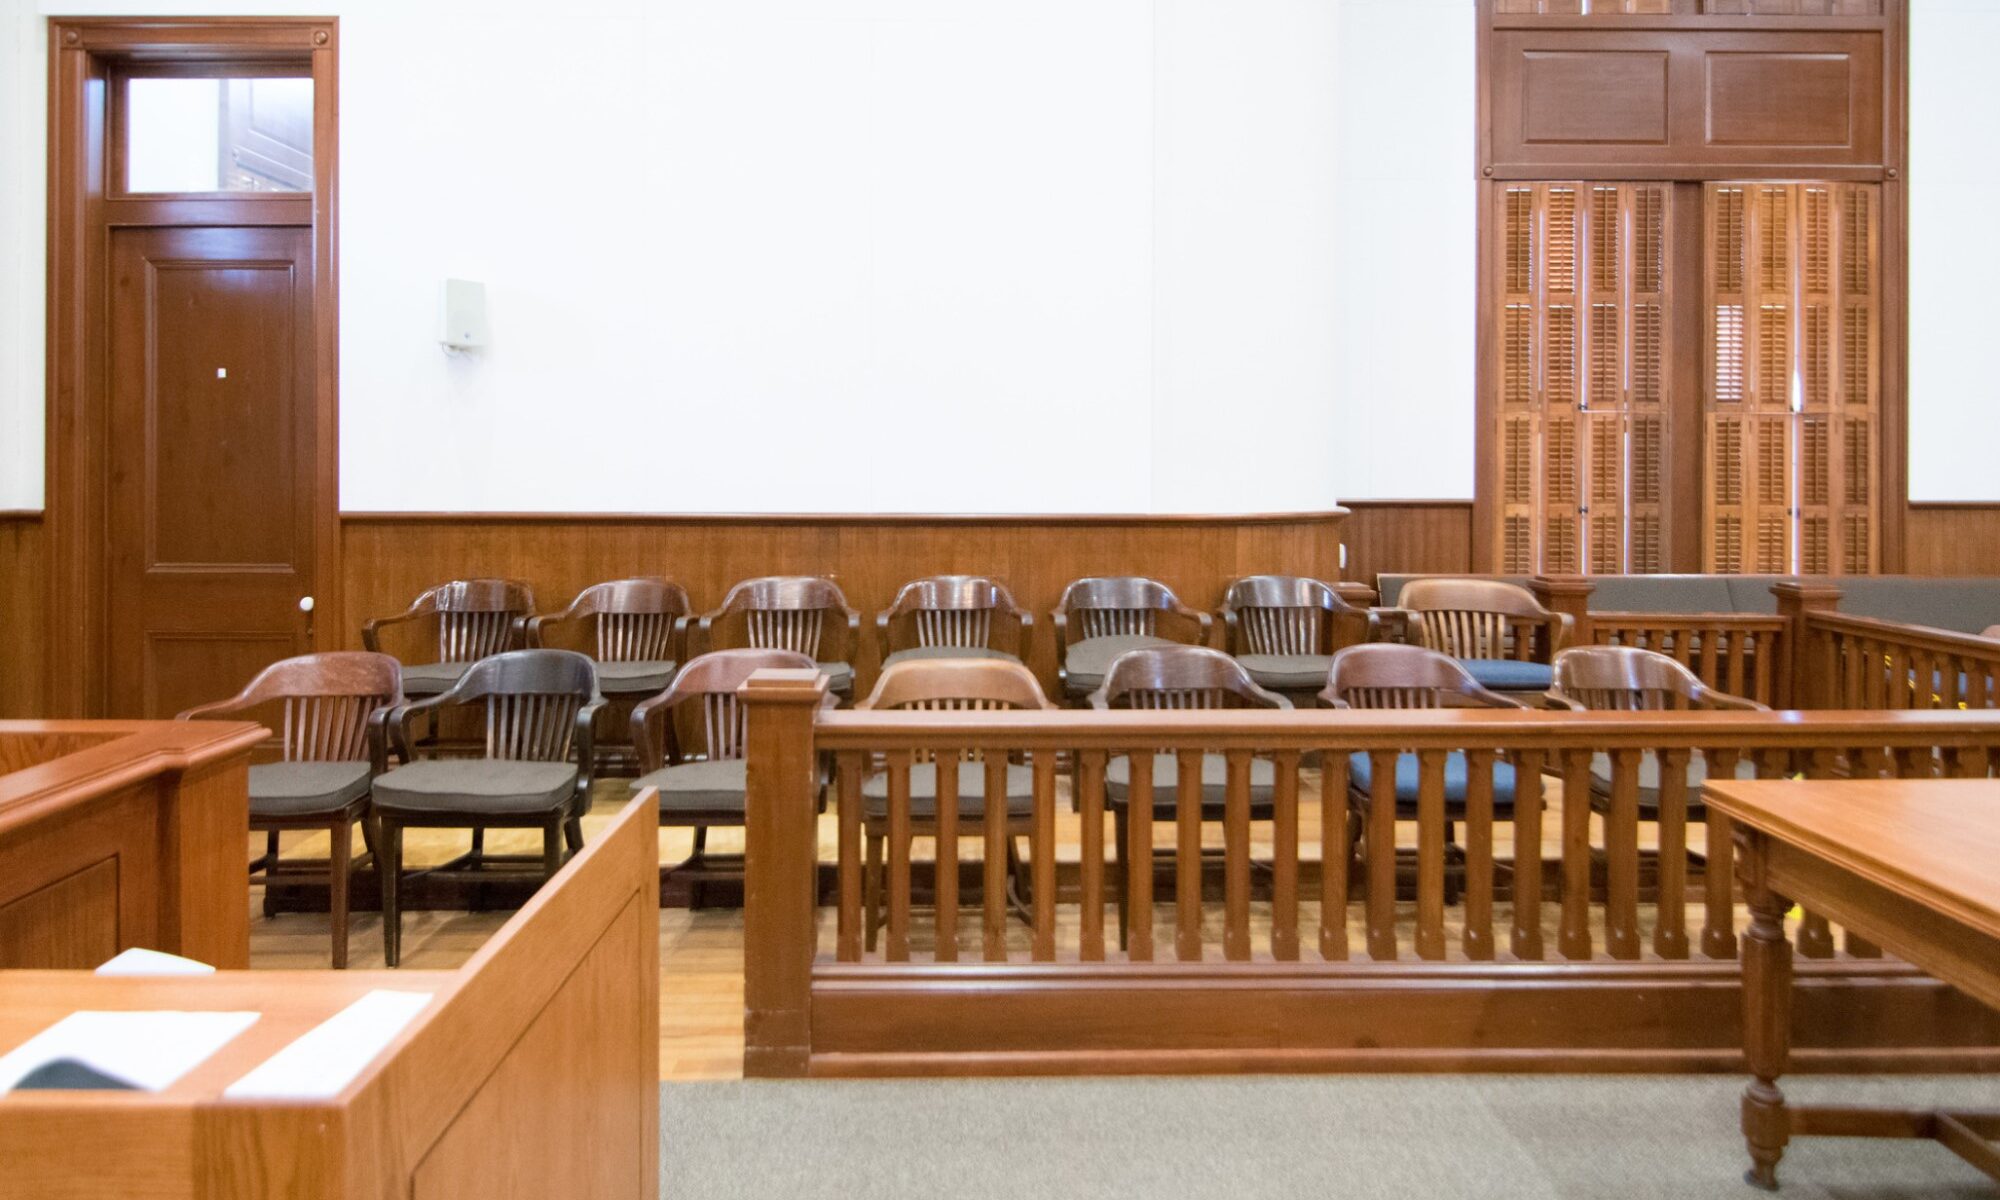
[
  {"x1": 1703, "y1": 778, "x2": 2000, "y2": 1190},
  {"x1": 0, "y1": 792, "x2": 660, "y2": 1200}
]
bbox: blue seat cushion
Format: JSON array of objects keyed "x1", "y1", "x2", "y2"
[
  {"x1": 1346, "y1": 751, "x2": 1519, "y2": 817},
  {"x1": 1458, "y1": 658, "x2": 1553, "y2": 692}
]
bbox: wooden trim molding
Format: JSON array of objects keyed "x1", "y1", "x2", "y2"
[
  {"x1": 339, "y1": 509, "x2": 1354, "y2": 528},
  {"x1": 43, "y1": 18, "x2": 341, "y2": 717}
]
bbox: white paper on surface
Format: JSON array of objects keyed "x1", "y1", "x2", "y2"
[
  {"x1": 95, "y1": 948, "x2": 216, "y2": 977},
  {"x1": 0, "y1": 1011, "x2": 259, "y2": 1093},
  {"x1": 224, "y1": 990, "x2": 433, "y2": 1101}
]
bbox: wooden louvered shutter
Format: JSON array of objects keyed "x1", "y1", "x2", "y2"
[
  {"x1": 1703, "y1": 182, "x2": 1878, "y2": 574},
  {"x1": 1494, "y1": 182, "x2": 1671, "y2": 574}
]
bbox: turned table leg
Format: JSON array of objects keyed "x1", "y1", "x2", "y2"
[{"x1": 1739, "y1": 828, "x2": 1793, "y2": 1191}]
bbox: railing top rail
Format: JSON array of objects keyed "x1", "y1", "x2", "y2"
[
  {"x1": 1593, "y1": 612, "x2": 1787, "y2": 629},
  {"x1": 1805, "y1": 610, "x2": 2000, "y2": 653},
  {"x1": 807, "y1": 706, "x2": 2000, "y2": 752}
]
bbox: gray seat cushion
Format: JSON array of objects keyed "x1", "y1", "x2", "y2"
[
  {"x1": 881, "y1": 645, "x2": 1022, "y2": 669},
  {"x1": 400, "y1": 661, "x2": 473, "y2": 696},
  {"x1": 1346, "y1": 752, "x2": 1520, "y2": 817},
  {"x1": 248, "y1": 760, "x2": 371, "y2": 819},
  {"x1": 373, "y1": 760, "x2": 579, "y2": 815},
  {"x1": 1588, "y1": 751, "x2": 1759, "y2": 814},
  {"x1": 1459, "y1": 658, "x2": 1554, "y2": 692},
  {"x1": 594, "y1": 659, "x2": 677, "y2": 695},
  {"x1": 860, "y1": 762, "x2": 1037, "y2": 819},
  {"x1": 1234, "y1": 653, "x2": 1334, "y2": 691},
  {"x1": 1104, "y1": 753, "x2": 1278, "y2": 811},
  {"x1": 1062, "y1": 634, "x2": 1178, "y2": 694},
  {"x1": 631, "y1": 759, "x2": 747, "y2": 817}
]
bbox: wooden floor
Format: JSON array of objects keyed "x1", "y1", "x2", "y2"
[{"x1": 249, "y1": 775, "x2": 1736, "y2": 1082}]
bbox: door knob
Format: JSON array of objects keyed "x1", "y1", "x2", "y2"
[{"x1": 298, "y1": 596, "x2": 315, "y2": 613}]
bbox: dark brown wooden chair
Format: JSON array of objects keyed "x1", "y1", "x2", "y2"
[
  {"x1": 1089, "y1": 645, "x2": 1288, "y2": 946},
  {"x1": 1548, "y1": 645, "x2": 1766, "y2": 817},
  {"x1": 1221, "y1": 574, "x2": 1370, "y2": 699},
  {"x1": 525, "y1": 577, "x2": 692, "y2": 698},
  {"x1": 876, "y1": 575, "x2": 1033, "y2": 669},
  {"x1": 1053, "y1": 577, "x2": 1212, "y2": 701},
  {"x1": 693, "y1": 577, "x2": 862, "y2": 700},
  {"x1": 1321, "y1": 644, "x2": 1526, "y2": 901},
  {"x1": 177, "y1": 651, "x2": 403, "y2": 969},
  {"x1": 362, "y1": 578, "x2": 536, "y2": 697},
  {"x1": 855, "y1": 659, "x2": 1056, "y2": 950},
  {"x1": 1391, "y1": 578, "x2": 1573, "y2": 696},
  {"x1": 629, "y1": 649, "x2": 820, "y2": 906},
  {"x1": 372, "y1": 649, "x2": 602, "y2": 966}
]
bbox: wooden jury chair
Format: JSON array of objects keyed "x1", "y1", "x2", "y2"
[
  {"x1": 1320, "y1": 644, "x2": 1525, "y2": 901},
  {"x1": 525, "y1": 577, "x2": 691, "y2": 700},
  {"x1": 177, "y1": 651, "x2": 403, "y2": 969},
  {"x1": 1221, "y1": 574, "x2": 1370, "y2": 699},
  {"x1": 362, "y1": 578, "x2": 535, "y2": 697},
  {"x1": 876, "y1": 575, "x2": 1033, "y2": 669},
  {"x1": 694, "y1": 576, "x2": 862, "y2": 700},
  {"x1": 854, "y1": 658, "x2": 1057, "y2": 952},
  {"x1": 1090, "y1": 645, "x2": 1290, "y2": 946},
  {"x1": 1053, "y1": 577, "x2": 1212, "y2": 702},
  {"x1": 1391, "y1": 578, "x2": 1572, "y2": 697},
  {"x1": 627, "y1": 649, "x2": 820, "y2": 906},
  {"x1": 1546, "y1": 644, "x2": 1766, "y2": 823},
  {"x1": 371, "y1": 649, "x2": 602, "y2": 967}
]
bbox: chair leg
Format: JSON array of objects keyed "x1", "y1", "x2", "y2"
[
  {"x1": 468, "y1": 826, "x2": 486, "y2": 866},
  {"x1": 543, "y1": 821, "x2": 563, "y2": 882},
  {"x1": 864, "y1": 830, "x2": 883, "y2": 953},
  {"x1": 563, "y1": 814, "x2": 585, "y2": 854},
  {"x1": 381, "y1": 818, "x2": 404, "y2": 968},
  {"x1": 329, "y1": 816, "x2": 352, "y2": 970},
  {"x1": 260, "y1": 829, "x2": 282, "y2": 917},
  {"x1": 689, "y1": 826, "x2": 710, "y2": 910}
]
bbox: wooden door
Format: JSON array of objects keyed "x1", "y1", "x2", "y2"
[{"x1": 106, "y1": 225, "x2": 316, "y2": 718}]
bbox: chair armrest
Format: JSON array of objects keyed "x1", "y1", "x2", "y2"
[
  {"x1": 1220, "y1": 607, "x2": 1239, "y2": 655},
  {"x1": 693, "y1": 609, "x2": 725, "y2": 657},
  {"x1": 1702, "y1": 689, "x2": 1769, "y2": 713},
  {"x1": 1369, "y1": 608, "x2": 1416, "y2": 644},
  {"x1": 874, "y1": 609, "x2": 895, "y2": 655},
  {"x1": 1541, "y1": 694, "x2": 1586, "y2": 712},
  {"x1": 1548, "y1": 612, "x2": 1576, "y2": 656},
  {"x1": 843, "y1": 606, "x2": 863, "y2": 663},
  {"x1": 389, "y1": 689, "x2": 462, "y2": 761},
  {"x1": 175, "y1": 695, "x2": 254, "y2": 721},
  {"x1": 362, "y1": 595, "x2": 434, "y2": 654},
  {"x1": 629, "y1": 691, "x2": 675, "y2": 772},
  {"x1": 573, "y1": 699, "x2": 607, "y2": 794},
  {"x1": 367, "y1": 705, "x2": 395, "y2": 774}
]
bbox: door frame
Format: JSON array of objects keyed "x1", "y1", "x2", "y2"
[{"x1": 46, "y1": 17, "x2": 340, "y2": 716}]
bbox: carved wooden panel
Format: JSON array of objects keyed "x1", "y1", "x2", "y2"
[
  {"x1": 0, "y1": 859, "x2": 120, "y2": 969},
  {"x1": 1495, "y1": 182, "x2": 1671, "y2": 575},
  {"x1": 1704, "y1": 182, "x2": 1878, "y2": 574}
]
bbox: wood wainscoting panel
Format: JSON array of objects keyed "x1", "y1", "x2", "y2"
[
  {"x1": 1340, "y1": 503, "x2": 1475, "y2": 590},
  {"x1": 0, "y1": 515, "x2": 46, "y2": 718},
  {"x1": 0, "y1": 857, "x2": 120, "y2": 969},
  {"x1": 1905, "y1": 506, "x2": 2000, "y2": 576},
  {"x1": 337, "y1": 512, "x2": 1348, "y2": 695}
]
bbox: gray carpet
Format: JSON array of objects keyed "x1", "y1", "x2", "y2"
[{"x1": 661, "y1": 1075, "x2": 1999, "y2": 1199}]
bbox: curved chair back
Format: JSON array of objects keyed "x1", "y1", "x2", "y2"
[
  {"x1": 1222, "y1": 575, "x2": 1359, "y2": 656},
  {"x1": 1550, "y1": 646, "x2": 1767, "y2": 712},
  {"x1": 435, "y1": 649, "x2": 599, "y2": 762},
  {"x1": 878, "y1": 575, "x2": 1029, "y2": 653},
  {"x1": 702, "y1": 576, "x2": 858, "y2": 659},
  {"x1": 858, "y1": 659, "x2": 1056, "y2": 713},
  {"x1": 630, "y1": 649, "x2": 816, "y2": 768},
  {"x1": 1056, "y1": 577, "x2": 1209, "y2": 643},
  {"x1": 1320, "y1": 644, "x2": 1525, "y2": 711},
  {"x1": 529, "y1": 577, "x2": 692, "y2": 663},
  {"x1": 1398, "y1": 578, "x2": 1568, "y2": 661},
  {"x1": 177, "y1": 651, "x2": 404, "y2": 764},
  {"x1": 364, "y1": 578, "x2": 535, "y2": 664},
  {"x1": 1090, "y1": 646, "x2": 1290, "y2": 711}
]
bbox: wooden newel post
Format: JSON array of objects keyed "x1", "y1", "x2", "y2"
[
  {"x1": 741, "y1": 667, "x2": 829, "y2": 1078},
  {"x1": 1530, "y1": 575, "x2": 1595, "y2": 650},
  {"x1": 1771, "y1": 581, "x2": 1842, "y2": 710}
]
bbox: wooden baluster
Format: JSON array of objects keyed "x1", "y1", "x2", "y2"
[
  {"x1": 886, "y1": 750, "x2": 913, "y2": 962},
  {"x1": 1510, "y1": 748, "x2": 1545, "y2": 960},
  {"x1": 1701, "y1": 750, "x2": 1738, "y2": 960},
  {"x1": 983, "y1": 756, "x2": 1007, "y2": 962},
  {"x1": 1078, "y1": 749, "x2": 1107, "y2": 963},
  {"x1": 1175, "y1": 749, "x2": 1204, "y2": 962},
  {"x1": 1654, "y1": 748, "x2": 1690, "y2": 960},
  {"x1": 1699, "y1": 633, "x2": 1722, "y2": 693},
  {"x1": 1911, "y1": 648, "x2": 1937, "y2": 709},
  {"x1": 934, "y1": 752, "x2": 960, "y2": 963},
  {"x1": 1271, "y1": 749, "x2": 1300, "y2": 962},
  {"x1": 1604, "y1": 749, "x2": 1641, "y2": 961},
  {"x1": 1365, "y1": 749, "x2": 1399, "y2": 961},
  {"x1": 1319, "y1": 750, "x2": 1351, "y2": 962},
  {"x1": 1127, "y1": 752, "x2": 1156, "y2": 963},
  {"x1": 1889, "y1": 644, "x2": 1914, "y2": 709},
  {"x1": 1032, "y1": 753, "x2": 1057, "y2": 962},
  {"x1": 1558, "y1": 748, "x2": 1594, "y2": 961},
  {"x1": 836, "y1": 752, "x2": 862, "y2": 962},
  {"x1": 1725, "y1": 631, "x2": 1748, "y2": 699},
  {"x1": 1462, "y1": 748, "x2": 1495, "y2": 961},
  {"x1": 1415, "y1": 750, "x2": 1447, "y2": 962},
  {"x1": 1223, "y1": 750, "x2": 1252, "y2": 962}
]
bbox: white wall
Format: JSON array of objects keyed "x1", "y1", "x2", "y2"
[
  {"x1": 1909, "y1": 0, "x2": 2000, "y2": 502},
  {"x1": 0, "y1": 0, "x2": 1483, "y2": 513}
]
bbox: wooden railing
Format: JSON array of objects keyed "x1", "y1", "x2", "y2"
[
  {"x1": 1798, "y1": 611, "x2": 2000, "y2": 711},
  {"x1": 1587, "y1": 614, "x2": 1787, "y2": 707},
  {"x1": 740, "y1": 670, "x2": 2000, "y2": 1076}
]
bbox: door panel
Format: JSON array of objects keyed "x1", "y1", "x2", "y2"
[{"x1": 107, "y1": 225, "x2": 315, "y2": 718}]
